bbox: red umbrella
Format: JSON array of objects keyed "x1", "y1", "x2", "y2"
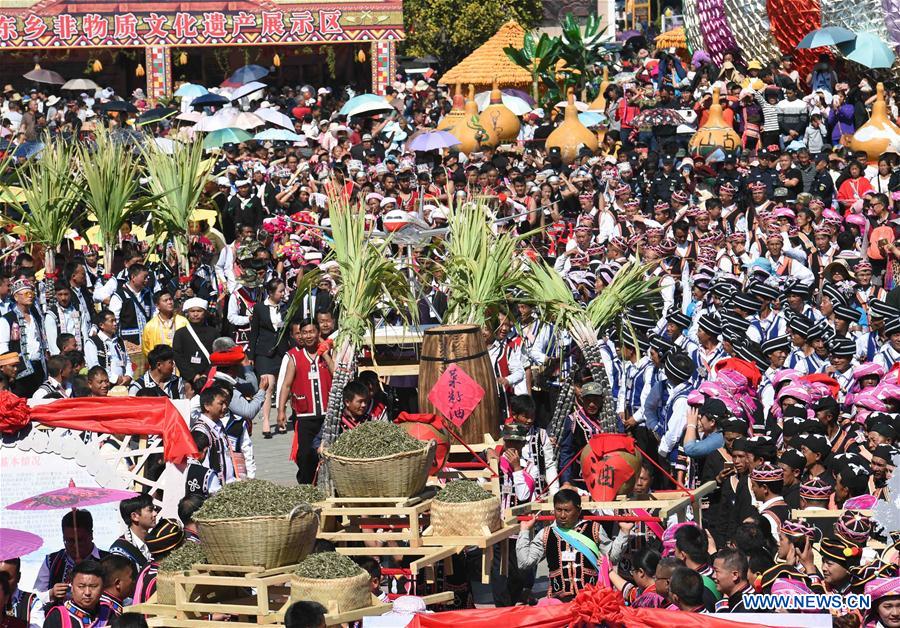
[
  {"x1": 0, "y1": 528, "x2": 43, "y2": 561},
  {"x1": 6, "y1": 484, "x2": 138, "y2": 511},
  {"x1": 6, "y1": 481, "x2": 139, "y2": 547}
]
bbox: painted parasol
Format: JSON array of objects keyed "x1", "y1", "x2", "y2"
[
  {"x1": 0, "y1": 528, "x2": 44, "y2": 561},
  {"x1": 6, "y1": 485, "x2": 138, "y2": 511},
  {"x1": 630, "y1": 108, "x2": 686, "y2": 127}
]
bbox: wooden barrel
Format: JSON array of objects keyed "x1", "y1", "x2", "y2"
[{"x1": 418, "y1": 324, "x2": 500, "y2": 443}]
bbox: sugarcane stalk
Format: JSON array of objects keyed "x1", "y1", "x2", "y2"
[
  {"x1": 548, "y1": 376, "x2": 576, "y2": 461},
  {"x1": 317, "y1": 340, "x2": 356, "y2": 494},
  {"x1": 582, "y1": 342, "x2": 618, "y2": 433}
]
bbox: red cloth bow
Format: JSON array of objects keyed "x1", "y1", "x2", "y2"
[
  {"x1": 0, "y1": 391, "x2": 31, "y2": 434},
  {"x1": 210, "y1": 345, "x2": 245, "y2": 366}
]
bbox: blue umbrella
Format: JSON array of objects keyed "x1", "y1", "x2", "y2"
[
  {"x1": 578, "y1": 111, "x2": 608, "y2": 127},
  {"x1": 838, "y1": 32, "x2": 896, "y2": 69},
  {"x1": 12, "y1": 141, "x2": 44, "y2": 159},
  {"x1": 254, "y1": 129, "x2": 307, "y2": 142},
  {"x1": 174, "y1": 83, "x2": 208, "y2": 99},
  {"x1": 203, "y1": 128, "x2": 252, "y2": 149},
  {"x1": 227, "y1": 65, "x2": 269, "y2": 85},
  {"x1": 797, "y1": 26, "x2": 856, "y2": 49},
  {"x1": 191, "y1": 93, "x2": 229, "y2": 109},
  {"x1": 408, "y1": 130, "x2": 460, "y2": 152},
  {"x1": 339, "y1": 94, "x2": 386, "y2": 116}
]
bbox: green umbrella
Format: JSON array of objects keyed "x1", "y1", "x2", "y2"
[{"x1": 202, "y1": 127, "x2": 251, "y2": 149}]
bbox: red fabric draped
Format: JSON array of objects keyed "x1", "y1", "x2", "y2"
[
  {"x1": 0, "y1": 393, "x2": 199, "y2": 463},
  {"x1": 408, "y1": 586, "x2": 780, "y2": 628}
]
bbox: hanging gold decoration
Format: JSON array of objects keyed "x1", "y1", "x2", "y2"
[
  {"x1": 357, "y1": 49, "x2": 366, "y2": 63},
  {"x1": 179, "y1": 52, "x2": 188, "y2": 66},
  {"x1": 135, "y1": 63, "x2": 145, "y2": 77},
  {"x1": 92, "y1": 59, "x2": 103, "y2": 73},
  {"x1": 273, "y1": 53, "x2": 281, "y2": 67}
]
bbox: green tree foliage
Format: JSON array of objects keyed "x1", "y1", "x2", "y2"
[{"x1": 403, "y1": 0, "x2": 542, "y2": 69}]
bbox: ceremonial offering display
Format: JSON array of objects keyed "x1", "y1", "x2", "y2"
[
  {"x1": 194, "y1": 480, "x2": 319, "y2": 568},
  {"x1": 324, "y1": 422, "x2": 436, "y2": 497},
  {"x1": 292, "y1": 552, "x2": 372, "y2": 614},
  {"x1": 156, "y1": 543, "x2": 208, "y2": 605},
  {"x1": 545, "y1": 90, "x2": 599, "y2": 165},
  {"x1": 850, "y1": 83, "x2": 900, "y2": 162},
  {"x1": 430, "y1": 480, "x2": 501, "y2": 537},
  {"x1": 689, "y1": 87, "x2": 742, "y2": 158},
  {"x1": 449, "y1": 85, "x2": 493, "y2": 154}
]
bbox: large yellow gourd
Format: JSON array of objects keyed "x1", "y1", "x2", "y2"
[
  {"x1": 478, "y1": 77, "x2": 520, "y2": 143},
  {"x1": 545, "y1": 89, "x2": 598, "y2": 164},
  {"x1": 437, "y1": 83, "x2": 466, "y2": 131},
  {"x1": 588, "y1": 66, "x2": 610, "y2": 112},
  {"x1": 449, "y1": 85, "x2": 494, "y2": 155},
  {"x1": 850, "y1": 83, "x2": 900, "y2": 163},
  {"x1": 688, "y1": 87, "x2": 741, "y2": 158}
]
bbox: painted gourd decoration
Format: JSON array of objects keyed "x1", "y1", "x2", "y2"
[
  {"x1": 850, "y1": 83, "x2": 900, "y2": 162},
  {"x1": 449, "y1": 84, "x2": 494, "y2": 154},
  {"x1": 478, "y1": 77, "x2": 520, "y2": 143},
  {"x1": 588, "y1": 66, "x2": 610, "y2": 112},
  {"x1": 437, "y1": 83, "x2": 466, "y2": 131},
  {"x1": 689, "y1": 87, "x2": 741, "y2": 158},
  {"x1": 545, "y1": 90, "x2": 599, "y2": 164}
]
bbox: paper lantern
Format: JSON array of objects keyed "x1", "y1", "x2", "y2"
[
  {"x1": 683, "y1": 0, "x2": 705, "y2": 53},
  {"x1": 478, "y1": 77, "x2": 520, "y2": 143},
  {"x1": 850, "y1": 83, "x2": 900, "y2": 162},
  {"x1": 689, "y1": 87, "x2": 741, "y2": 158},
  {"x1": 696, "y1": 0, "x2": 742, "y2": 64},
  {"x1": 437, "y1": 83, "x2": 466, "y2": 131},
  {"x1": 545, "y1": 90, "x2": 599, "y2": 164},
  {"x1": 724, "y1": 0, "x2": 782, "y2": 64},
  {"x1": 449, "y1": 84, "x2": 494, "y2": 154},
  {"x1": 766, "y1": 0, "x2": 822, "y2": 76}
]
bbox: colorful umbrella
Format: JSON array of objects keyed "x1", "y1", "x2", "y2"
[
  {"x1": 191, "y1": 93, "x2": 229, "y2": 109},
  {"x1": 174, "y1": 83, "x2": 208, "y2": 99},
  {"x1": 227, "y1": 65, "x2": 269, "y2": 85},
  {"x1": 838, "y1": 32, "x2": 896, "y2": 68},
  {"x1": 578, "y1": 111, "x2": 609, "y2": 127},
  {"x1": 342, "y1": 95, "x2": 394, "y2": 118},
  {"x1": 255, "y1": 107, "x2": 294, "y2": 130},
  {"x1": 797, "y1": 26, "x2": 856, "y2": 48},
  {"x1": 230, "y1": 81, "x2": 267, "y2": 101},
  {"x1": 0, "y1": 528, "x2": 43, "y2": 561},
  {"x1": 254, "y1": 129, "x2": 307, "y2": 143},
  {"x1": 630, "y1": 108, "x2": 686, "y2": 127},
  {"x1": 23, "y1": 66, "x2": 65, "y2": 85},
  {"x1": 6, "y1": 485, "x2": 138, "y2": 511},
  {"x1": 408, "y1": 130, "x2": 461, "y2": 152},
  {"x1": 61, "y1": 78, "x2": 100, "y2": 91},
  {"x1": 203, "y1": 128, "x2": 252, "y2": 149},
  {"x1": 474, "y1": 91, "x2": 532, "y2": 115},
  {"x1": 339, "y1": 93, "x2": 387, "y2": 116}
]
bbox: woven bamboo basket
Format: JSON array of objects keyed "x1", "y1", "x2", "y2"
[
  {"x1": 430, "y1": 496, "x2": 501, "y2": 536},
  {"x1": 196, "y1": 504, "x2": 318, "y2": 569},
  {"x1": 323, "y1": 441, "x2": 436, "y2": 498},
  {"x1": 290, "y1": 569, "x2": 372, "y2": 614},
  {"x1": 155, "y1": 571, "x2": 179, "y2": 606}
]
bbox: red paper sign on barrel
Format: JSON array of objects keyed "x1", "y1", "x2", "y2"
[{"x1": 579, "y1": 434, "x2": 642, "y2": 501}]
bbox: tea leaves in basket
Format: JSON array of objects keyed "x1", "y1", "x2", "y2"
[
  {"x1": 329, "y1": 421, "x2": 422, "y2": 458},
  {"x1": 158, "y1": 542, "x2": 207, "y2": 573},
  {"x1": 435, "y1": 480, "x2": 494, "y2": 503},
  {"x1": 295, "y1": 552, "x2": 365, "y2": 579},
  {"x1": 194, "y1": 479, "x2": 323, "y2": 520}
]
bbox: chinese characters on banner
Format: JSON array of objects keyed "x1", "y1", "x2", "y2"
[
  {"x1": 427, "y1": 364, "x2": 485, "y2": 429},
  {"x1": 0, "y1": 9, "x2": 352, "y2": 48}
]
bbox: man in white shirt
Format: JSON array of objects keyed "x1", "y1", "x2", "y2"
[
  {"x1": 31, "y1": 355, "x2": 72, "y2": 401},
  {"x1": 83, "y1": 309, "x2": 133, "y2": 387}
]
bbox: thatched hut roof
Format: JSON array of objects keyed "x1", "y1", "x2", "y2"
[
  {"x1": 655, "y1": 27, "x2": 687, "y2": 50},
  {"x1": 439, "y1": 21, "x2": 532, "y2": 88}
]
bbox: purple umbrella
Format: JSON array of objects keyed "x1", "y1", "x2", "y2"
[
  {"x1": 501, "y1": 88, "x2": 535, "y2": 106},
  {"x1": 617, "y1": 30, "x2": 642, "y2": 41},
  {"x1": 0, "y1": 528, "x2": 44, "y2": 561},
  {"x1": 6, "y1": 485, "x2": 138, "y2": 511},
  {"x1": 408, "y1": 130, "x2": 461, "y2": 152}
]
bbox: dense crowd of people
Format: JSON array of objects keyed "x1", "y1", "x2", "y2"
[{"x1": 2, "y1": 36, "x2": 900, "y2": 628}]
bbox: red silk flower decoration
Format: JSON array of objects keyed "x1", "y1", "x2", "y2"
[
  {"x1": 0, "y1": 390, "x2": 32, "y2": 433},
  {"x1": 572, "y1": 585, "x2": 626, "y2": 627}
]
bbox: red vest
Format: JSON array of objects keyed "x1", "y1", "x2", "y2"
[{"x1": 287, "y1": 347, "x2": 332, "y2": 417}]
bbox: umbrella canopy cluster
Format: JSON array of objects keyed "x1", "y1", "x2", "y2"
[{"x1": 798, "y1": 26, "x2": 896, "y2": 68}]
